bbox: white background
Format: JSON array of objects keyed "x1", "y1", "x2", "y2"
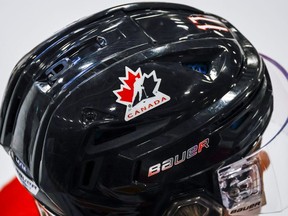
[{"x1": 0, "y1": 0, "x2": 287, "y2": 215}]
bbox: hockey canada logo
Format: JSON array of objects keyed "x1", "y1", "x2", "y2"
[{"x1": 113, "y1": 67, "x2": 170, "y2": 121}]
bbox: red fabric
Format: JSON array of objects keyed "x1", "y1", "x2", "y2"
[{"x1": 0, "y1": 177, "x2": 39, "y2": 216}]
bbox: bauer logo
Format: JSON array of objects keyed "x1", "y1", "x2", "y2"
[{"x1": 113, "y1": 67, "x2": 170, "y2": 121}]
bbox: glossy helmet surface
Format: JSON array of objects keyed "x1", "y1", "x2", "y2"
[{"x1": 0, "y1": 2, "x2": 273, "y2": 216}]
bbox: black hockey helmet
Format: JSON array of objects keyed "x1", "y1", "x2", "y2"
[{"x1": 0, "y1": 2, "x2": 276, "y2": 216}]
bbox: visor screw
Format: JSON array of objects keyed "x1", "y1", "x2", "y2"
[
  {"x1": 228, "y1": 187, "x2": 240, "y2": 200},
  {"x1": 97, "y1": 36, "x2": 107, "y2": 47},
  {"x1": 82, "y1": 108, "x2": 98, "y2": 126}
]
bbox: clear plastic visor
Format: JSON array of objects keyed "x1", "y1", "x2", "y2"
[{"x1": 217, "y1": 55, "x2": 288, "y2": 215}]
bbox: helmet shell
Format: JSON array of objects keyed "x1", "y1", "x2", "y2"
[{"x1": 0, "y1": 3, "x2": 273, "y2": 215}]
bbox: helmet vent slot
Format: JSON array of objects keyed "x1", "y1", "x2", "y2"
[
  {"x1": 184, "y1": 63, "x2": 208, "y2": 75},
  {"x1": 3, "y1": 96, "x2": 21, "y2": 141},
  {"x1": 86, "y1": 127, "x2": 136, "y2": 146},
  {"x1": 45, "y1": 58, "x2": 71, "y2": 83},
  {"x1": 51, "y1": 63, "x2": 64, "y2": 74},
  {"x1": 36, "y1": 58, "x2": 71, "y2": 86},
  {"x1": 152, "y1": 47, "x2": 227, "y2": 81},
  {"x1": 230, "y1": 112, "x2": 250, "y2": 130},
  {"x1": 81, "y1": 161, "x2": 95, "y2": 186}
]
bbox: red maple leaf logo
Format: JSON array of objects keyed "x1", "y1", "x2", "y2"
[{"x1": 113, "y1": 67, "x2": 142, "y2": 104}]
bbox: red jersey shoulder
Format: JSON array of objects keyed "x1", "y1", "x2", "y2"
[{"x1": 0, "y1": 177, "x2": 39, "y2": 216}]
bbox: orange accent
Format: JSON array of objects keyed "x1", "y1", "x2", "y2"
[
  {"x1": 0, "y1": 178, "x2": 39, "y2": 216},
  {"x1": 188, "y1": 16, "x2": 228, "y2": 32},
  {"x1": 259, "y1": 151, "x2": 270, "y2": 172}
]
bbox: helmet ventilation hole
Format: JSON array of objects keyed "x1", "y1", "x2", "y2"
[
  {"x1": 230, "y1": 112, "x2": 250, "y2": 130},
  {"x1": 185, "y1": 63, "x2": 208, "y2": 75},
  {"x1": 3, "y1": 96, "x2": 21, "y2": 141},
  {"x1": 81, "y1": 161, "x2": 95, "y2": 186},
  {"x1": 42, "y1": 58, "x2": 71, "y2": 84}
]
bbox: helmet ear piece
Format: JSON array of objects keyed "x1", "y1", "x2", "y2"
[{"x1": 0, "y1": 3, "x2": 273, "y2": 216}]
